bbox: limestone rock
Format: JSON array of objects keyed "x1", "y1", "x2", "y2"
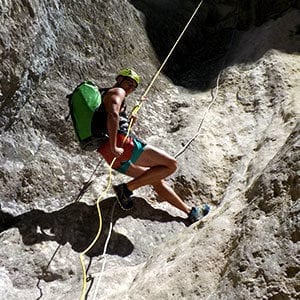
[{"x1": 0, "y1": 1, "x2": 299, "y2": 299}]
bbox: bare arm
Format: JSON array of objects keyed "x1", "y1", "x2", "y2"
[{"x1": 103, "y1": 87, "x2": 126, "y2": 157}]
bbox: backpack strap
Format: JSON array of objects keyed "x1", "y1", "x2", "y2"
[{"x1": 99, "y1": 87, "x2": 109, "y2": 98}]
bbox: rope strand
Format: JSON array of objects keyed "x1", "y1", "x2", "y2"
[
  {"x1": 175, "y1": 0, "x2": 239, "y2": 158},
  {"x1": 91, "y1": 201, "x2": 116, "y2": 300},
  {"x1": 79, "y1": 158, "x2": 116, "y2": 300},
  {"x1": 130, "y1": 0, "x2": 205, "y2": 117},
  {"x1": 174, "y1": 71, "x2": 221, "y2": 158}
]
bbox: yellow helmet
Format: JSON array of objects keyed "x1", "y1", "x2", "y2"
[{"x1": 118, "y1": 68, "x2": 141, "y2": 86}]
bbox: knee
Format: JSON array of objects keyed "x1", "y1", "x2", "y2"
[{"x1": 167, "y1": 157, "x2": 178, "y2": 173}]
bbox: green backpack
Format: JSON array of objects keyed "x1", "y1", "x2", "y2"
[{"x1": 67, "y1": 81, "x2": 108, "y2": 151}]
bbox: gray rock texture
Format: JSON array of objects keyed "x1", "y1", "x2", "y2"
[{"x1": 0, "y1": 1, "x2": 299, "y2": 299}]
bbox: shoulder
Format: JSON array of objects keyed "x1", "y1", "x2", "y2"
[
  {"x1": 103, "y1": 87, "x2": 126, "y2": 109},
  {"x1": 104, "y1": 87, "x2": 126, "y2": 99}
]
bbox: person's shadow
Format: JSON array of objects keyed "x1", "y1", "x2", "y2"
[{"x1": 0, "y1": 197, "x2": 187, "y2": 258}]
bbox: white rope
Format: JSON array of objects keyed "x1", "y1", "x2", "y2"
[
  {"x1": 91, "y1": 201, "x2": 116, "y2": 300},
  {"x1": 174, "y1": 0, "x2": 239, "y2": 159},
  {"x1": 174, "y1": 71, "x2": 221, "y2": 158}
]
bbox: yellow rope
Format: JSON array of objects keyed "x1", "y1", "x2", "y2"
[
  {"x1": 79, "y1": 128, "x2": 133, "y2": 300},
  {"x1": 79, "y1": 157, "x2": 116, "y2": 300},
  {"x1": 91, "y1": 201, "x2": 116, "y2": 300},
  {"x1": 130, "y1": 0, "x2": 205, "y2": 117}
]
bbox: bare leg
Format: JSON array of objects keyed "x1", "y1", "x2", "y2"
[
  {"x1": 126, "y1": 145, "x2": 177, "y2": 190},
  {"x1": 124, "y1": 146, "x2": 191, "y2": 215},
  {"x1": 152, "y1": 180, "x2": 190, "y2": 214}
]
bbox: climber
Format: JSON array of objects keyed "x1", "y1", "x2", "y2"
[{"x1": 95, "y1": 68, "x2": 209, "y2": 224}]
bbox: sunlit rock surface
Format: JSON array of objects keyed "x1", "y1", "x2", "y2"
[{"x1": 0, "y1": 1, "x2": 299, "y2": 299}]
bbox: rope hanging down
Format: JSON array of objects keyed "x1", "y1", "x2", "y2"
[
  {"x1": 91, "y1": 201, "x2": 116, "y2": 300},
  {"x1": 175, "y1": 0, "x2": 239, "y2": 158},
  {"x1": 130, "y1": 0, "x2": 205, "y2": 118},
  {"x1": 79, "y1": 1, "x2": 206, "y2": 299},
  {"x1": 79, "y1": 157, "x2": 116, "y2": 300},
  {"x1": 79, "y1": 123, "x2": 134, "y2": 299},
  {"x1": 174, "y1": 73, "x2": 221, "y2": 158}
]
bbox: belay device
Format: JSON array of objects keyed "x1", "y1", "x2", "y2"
[{"x1": 67, "y1": 81, "x2": 108, "y2": 151}]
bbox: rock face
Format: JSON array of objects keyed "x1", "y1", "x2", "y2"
[
  {"x1": 0, "y1": 1, "x2": 299, "y2": 300},
  {"x1": 131, "y1": 0, "x2": 298, "y2": 89},
  {"x1": 217, "y1": 124, "x2": 300, "y2": 300}
]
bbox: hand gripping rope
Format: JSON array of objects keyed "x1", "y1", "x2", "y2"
[{"x1": 79, "y1": 1, "x2": 206, "y2": 299}]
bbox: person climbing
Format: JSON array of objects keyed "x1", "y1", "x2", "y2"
[{"x1": 95, "y1": 68, "x2": 209, "y2": 224}]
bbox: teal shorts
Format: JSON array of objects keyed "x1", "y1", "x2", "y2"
[{"x1": 117, "y1": 137, "x2": 146, "y2": 174}]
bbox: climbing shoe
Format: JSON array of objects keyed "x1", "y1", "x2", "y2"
[
  {"x1": 113, "y1": 183, "x2": 134, "y2": 210},
  {"x1": 188, "y1": 204, "x2": 210, "y2": 224}
]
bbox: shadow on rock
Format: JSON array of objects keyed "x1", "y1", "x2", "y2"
[
  {"x1": 0, "y1": 197, "x2": 186, "y2": 258},
  {"x1": 130, "y1": 0, "x2": 299, "y2": 90}
]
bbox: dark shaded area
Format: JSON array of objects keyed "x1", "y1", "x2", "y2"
[
  {"x1": 130, "y1": 0, "x2": 299, "y2": 90},
  {"x1": 0, "y1": 197, "x2": 187, "y2": 258}
]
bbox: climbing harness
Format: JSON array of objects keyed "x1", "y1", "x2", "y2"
[{"x1": 79, "y1": 1, "x2": 208, "y2": 299}]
